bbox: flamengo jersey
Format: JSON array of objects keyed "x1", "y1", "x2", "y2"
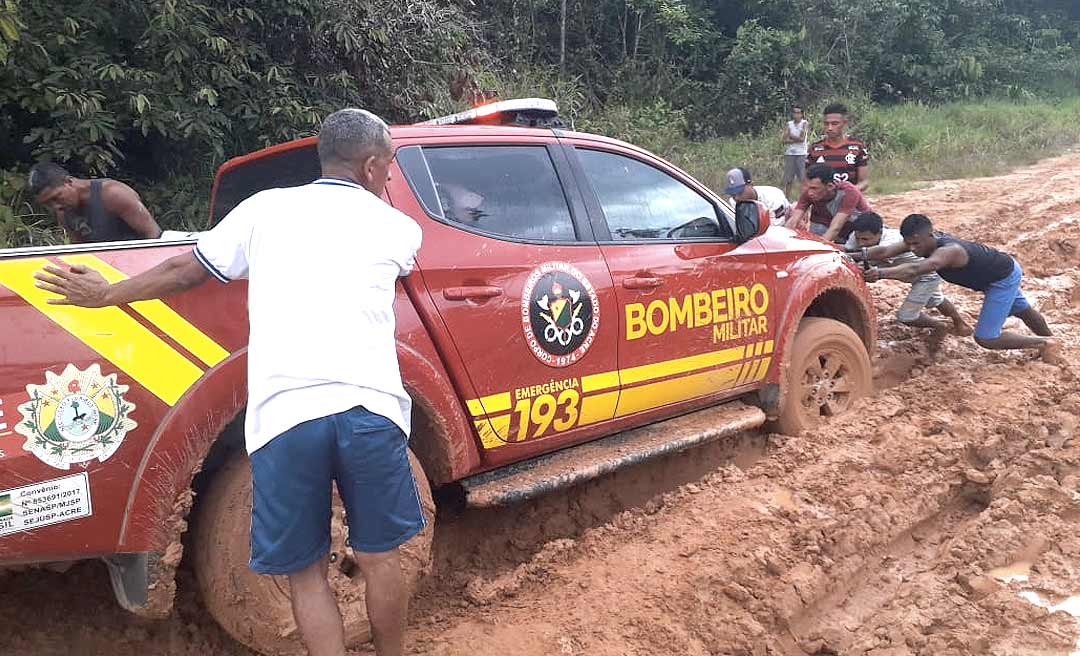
[{"x1": 807, "y1": 138, "x2": 869, "y2": 185}]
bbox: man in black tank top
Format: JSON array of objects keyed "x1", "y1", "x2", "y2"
[
  {"x1": 28, "y1": 162, "x2": 162, "y2": 243},
  {"x1": 862, "y1": 213, "x2": 1059, "y2": 361}
]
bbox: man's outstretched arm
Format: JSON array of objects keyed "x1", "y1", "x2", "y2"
[
  {"x1": 34, "y1": 251, "x2": 213, "y2": 307},
  {"x1": 849, "y1": 239, "x2": 909, "y2": 262},
  {"x1": 868, "y1": 246, "x2": 961, "y2": 283}
]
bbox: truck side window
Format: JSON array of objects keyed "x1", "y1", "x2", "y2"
[
  {"x1": 576, "y1": 149, "x2": 729, "y2": 241},
  {"x1": 399, "y1": 145, "x2": 577, "y2": 242}
]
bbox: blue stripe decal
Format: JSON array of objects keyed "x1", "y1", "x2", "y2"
[{"x1": 193, "y1": 246, "x2": 230, "y2": 283}]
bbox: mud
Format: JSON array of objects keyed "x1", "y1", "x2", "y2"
[{"x1": 2, "y1": 152, "x2": 1080, "y2": 655}]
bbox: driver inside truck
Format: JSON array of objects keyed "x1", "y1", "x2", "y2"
[{"x1": 437, "y1": 182, "x2": 487, "y2": 224}]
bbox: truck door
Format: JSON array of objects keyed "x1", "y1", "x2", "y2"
[
  {"x1": 390, "y1": 141, "x2": 620, "y2": 464},
  {"x1": 568, "y1": 145, "x2": 777, "y2": 420}
]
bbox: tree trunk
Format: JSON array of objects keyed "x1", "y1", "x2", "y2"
[
  {"x1": 633, "y1": 10, "x2": 643, "y2": 61},
  {"x1": 621, "y1": 3, "x2": 628, "y2": 62},
  {"x1": 560, "y1": 0, "x2": 567, "y2": 78}
]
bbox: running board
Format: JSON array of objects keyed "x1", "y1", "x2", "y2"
[{"x1": 461, "y1": 402, "x2": 766, "y2": 508}]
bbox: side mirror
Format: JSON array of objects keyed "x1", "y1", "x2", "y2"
[{"x1": 734, "y1": 200, "x2": 769, "y2": 243}]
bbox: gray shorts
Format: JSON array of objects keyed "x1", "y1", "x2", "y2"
[
  {"x1": 782, "y1": 155, "x2": 806, "y2": 184},
  {"x1": 898, "y1": 276, "x2": 945, "y2": 322}
]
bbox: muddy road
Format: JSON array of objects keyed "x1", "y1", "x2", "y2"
[{"x1": 4, "y1": 153, "x2": 1080, "y2": 656}]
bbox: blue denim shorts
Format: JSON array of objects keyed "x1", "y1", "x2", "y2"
[
  {"x1": 248, "y1": 406, "x2": 427, "y2": 575},
  {"x1": 974, "y1": 260, "x2": 1032, "y2": 340}
]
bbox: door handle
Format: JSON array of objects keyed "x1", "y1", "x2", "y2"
[
  {"x1": 443, "y1": 286, "x2": 503, "y2": 301},
  {"x1": 622, "y1": 277, "x2": 663, "y2": 290}
]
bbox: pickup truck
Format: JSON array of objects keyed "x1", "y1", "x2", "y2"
[{"x1": 0, "y1": 99, "x2": 875, "y2": 655}]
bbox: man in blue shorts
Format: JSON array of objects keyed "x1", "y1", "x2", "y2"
[
  {"x1": 862, "y1": 213, "x2": 1060, "y2": 361},
  {"x1": 33, "y1": 108, "x2": 425, "y2": 656}
]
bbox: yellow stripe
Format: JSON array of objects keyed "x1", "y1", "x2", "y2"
[
  {"x1": 580, "y1": 390, "x2": 619, "y2": 426},
  {"x1": 474, "y1": 419, "x2": 507, "y2": 449},
  {"x1": 739, "y1": 359, "x2": 755, "y2": 386},
  {"x1": 581, "y1": 370, "x2": 620, "y2": 393},
  {"x1": 465, "y1": 343, "x2": 762, "y2": 416},
  {"x1": 616, "y1": 364, "x2": 742, "y2": 417},
  {"x1": 467, "y1": 391, "x2": 512, "y2": 417},
  {"x1": 746, "y1": 359, "x2": 762, "y2": 384},
  {"x1": 755, "y1": 356, "x2": 773, "y2": 381},
  {"x1": 61, "y1": 255, "x2": 229, "y2": 368},
  {"x1": 620, "y1": 344, "x2": 746, "y2": 386},
  {"x1": 0, "y1": 258, "x2": 203, "y2": 405},
  {"x1": 464, "y1": 341, "x2": 771, "y2": 447},
  {"x1": 736, "y1": 360, "x2": 752, "y2": 386}
]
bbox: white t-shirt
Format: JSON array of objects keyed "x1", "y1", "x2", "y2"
[
  {"x1": 750, "y1": 185, "x2": 793, "y2": 226},
  {"x1": 785, "y1": 119, "x2": 809, "y2": 156},
  {"x1": 194, "y1": 178, "x2": 423, "y2": 454}
]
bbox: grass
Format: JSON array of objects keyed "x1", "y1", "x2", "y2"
[{"x1": 646, "y1": 96, "x2": 1080, "y2": 198}]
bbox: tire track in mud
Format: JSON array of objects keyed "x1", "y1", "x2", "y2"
[
  {"x1": 781, "y1": 490, "x2": 991, "y2": 654},
  {"x1": 3, "y1": 152, "x2": 1080, "y2": 656}
]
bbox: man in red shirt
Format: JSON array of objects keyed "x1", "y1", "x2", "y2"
[
  {"x1": 786, "y1": 164, "x2": 872, "y2": 243},
  {"x1": 806, "y1": 102, "x2": 870, "y2": 191}
]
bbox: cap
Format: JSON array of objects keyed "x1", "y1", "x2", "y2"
[{"x1": 724, "y1": 167, "x2": 751, "y2": 195}]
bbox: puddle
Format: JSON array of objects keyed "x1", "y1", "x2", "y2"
[
  {"x1": 1015, "y1": 589, "x2": 1080, "y2": 656},
  {"x1": 988, "y1": 560, "x2": 1033, "y2": 584},
  {"x1": 1020, "y1": 591, "x2": 1080, "y2": 618}
]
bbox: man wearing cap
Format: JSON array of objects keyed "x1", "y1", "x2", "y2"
[{"x1": 724, "y1": 167, "x2": 791, "y2": 227}]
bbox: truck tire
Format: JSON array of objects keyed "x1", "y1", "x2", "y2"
[
  {"x1": 191, "y1": 449, "x2": 435, "y2": 655},
  {"x1": 774, "y1": 317, "x2": 872, "y2": 435}
]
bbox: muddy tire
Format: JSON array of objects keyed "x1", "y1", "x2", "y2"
[
  {"x1": 191, "y1": 449, "x2": 435, "y2": 656},
  {"x1": 774, "y1": 317, "x2": 872, "y2": 435}
]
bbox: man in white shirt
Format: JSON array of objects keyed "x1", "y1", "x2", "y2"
[
  {"x1": 724, "y1": 167, "x2": 791, "y2": 227},
  {"x1": 781, "y1": 105, "x2": 809, "y2": 199},
  {"x1": 33, "y1": 108, "x2": 425, "y2": 656}
]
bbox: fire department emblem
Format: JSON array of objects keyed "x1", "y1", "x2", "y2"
[
  {"x1": 14, "y1": 364, "x2": 137, "y2": 470},
  {"x1": 521, "y1": 262, "x2": 600, "y2": 368}
]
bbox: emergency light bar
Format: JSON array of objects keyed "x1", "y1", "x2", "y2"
[{"x1": 419, "y1": 98, "x2": 561, "y2": 127}]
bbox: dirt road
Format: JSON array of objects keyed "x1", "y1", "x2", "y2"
[{"x1": 4, "y1": 152, "x2": 1080, "y2": 656}]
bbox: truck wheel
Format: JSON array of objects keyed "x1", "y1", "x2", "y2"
[
  {"x1": 192, "y1": 449, "x2": 435, "y2": 655},
  {"x1": 774, "y1": 317, "x2": 872, "y2": 435}
]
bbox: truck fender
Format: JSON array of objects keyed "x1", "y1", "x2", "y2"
[
  {"x1": 766, "y1": 256, "x2": 876, "y2": 410},
  {"x1": 115, "y1": 349, "x2": 248, "y2": 617},
  {"x1": 398, "y1": 340, "x2": 482, "y2": 486}
]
